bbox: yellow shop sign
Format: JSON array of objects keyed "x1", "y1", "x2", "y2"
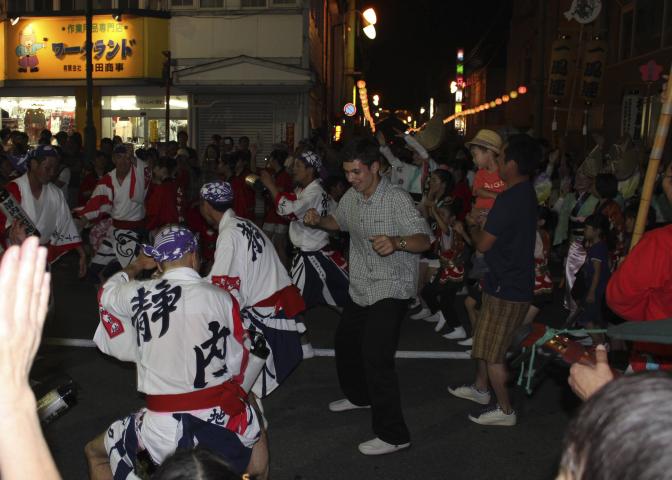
[{"x1": 4, "y1": 15, "x2": 168, "y2": 80}]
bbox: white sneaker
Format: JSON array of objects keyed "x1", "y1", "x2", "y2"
[
  {"x1": 302, "y1": 342, "x2": 315, "y2": 359},
  {"x1": 448, "y1": 384, "x2": 491, "y2": 405},
  {"x1": 442, "y1": 326, "x2": 467, "y2": 340},
  {"x1": 410, "y1": 307, "x2": 432, "y2": 320},
  {"x1": 457, "y1": 337, "x2": 473, "y2": 346},
  {"x1": 328, "y1": 398, "x2": 371, "y2": 412},
  {"x1": 468, "y1": 405, "x2": 517, "y2": 426},
  {"x1": 434, "y1": 312, "x2": 447, "y2": 332},
  {"x1": 358, "y1": 437, "x2": 410, "y2": 456},
  {"x1": 423, "y1": 311, "x2": 440, "y2": 323}
]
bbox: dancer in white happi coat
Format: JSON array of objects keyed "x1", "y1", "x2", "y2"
[
  {"x1": 74, "y1": 144, "x2": 150, "y2": 279},
  {"x1": 85, "y1": 225, "x2": 267, "y2": 480},
  {"x1": 199, "y1": 181, "x2": 304, "y2": 398},
  {"x1": 260, "y1": 150, "x2": 349, "y2": 309},
  {"x1": 0, "y1": 145, "x2": 86, "y2": 273}
]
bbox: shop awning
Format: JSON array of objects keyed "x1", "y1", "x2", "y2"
[{"x1": 172, "y1": 55, "x2": 313, "y2": 92}]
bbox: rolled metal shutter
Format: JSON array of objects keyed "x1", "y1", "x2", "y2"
[{"x1": 195, "y1": 95, "x2": 276, "y2": 159}]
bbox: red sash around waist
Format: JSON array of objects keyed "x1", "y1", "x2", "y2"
[
  {"x1": 146, "y1": 381, "x2": 247, "y2": 416},
  {"x1": 254, "y1": 284, "x2": 305, "y2": 318}
]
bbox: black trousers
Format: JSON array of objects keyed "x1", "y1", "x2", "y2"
[
  {"x1": 335, "y1": 297, "x2": 410, "y2": 445},
  {"x1": 421, "y1": 277, "x2": 463, "y2": 330}
]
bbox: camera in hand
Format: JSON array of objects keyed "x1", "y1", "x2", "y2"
[{"x1": 244, "y1": 174, "x2": 267, "y2": 192}]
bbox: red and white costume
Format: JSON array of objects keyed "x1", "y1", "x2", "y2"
[
  {"x1": 95, "y1": 267, "x2": 260, "y2": 478},
  {"x1": 207, "y1": 209, "x2": 304, "y2": 398},
  {"x1": 75, "y1": 158, "x2": 151, "y2": 268},
  {"x1": 276, "y1": 179, "x2": 349, "y2": 308},
  {"x1": 0, "y1": 173, "x2": 82, "y2": 262}
]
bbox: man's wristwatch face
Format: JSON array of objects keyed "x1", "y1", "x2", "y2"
[{"x1": 398, "y1": 238, "x2": 407, "y2": 250}]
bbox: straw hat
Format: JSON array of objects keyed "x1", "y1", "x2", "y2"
[
  {"x1": 607, "y1": 142, "x2": 641, "y2": 181},
  {"x1": 414, "y1": 114, "x2": 445, "y2": 152},
  {"x1": 465, "y1": 129, "x2": 503, "y2": 155},
  {"x1": 576, "y1": 145, "x2": 604, "y2": 179}
]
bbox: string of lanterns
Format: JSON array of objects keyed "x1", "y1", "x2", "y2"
[
  {"x1": 357, "y1": 80, "x2": 376, "y2": 133},
  {"x1": 443, "y1": 85, "x2": 528, "y2": 124}
]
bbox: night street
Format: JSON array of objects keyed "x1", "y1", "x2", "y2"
[
  {"x1": 2, "y1": 0, "x2": 671, "y2": 478},
  {"x1": 40, "y1": 251, "x2": 577, "y2": 480}
]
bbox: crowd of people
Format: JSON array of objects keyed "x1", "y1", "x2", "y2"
[{"x1": 0, "y1": 117, "x2": 671, "y2": 479}]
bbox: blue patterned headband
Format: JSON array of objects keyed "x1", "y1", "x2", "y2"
[
  {"x1": 141, "y1": 225, "x2": 198, "y2": 263},
  {"x1": 200, "y1": 181, "x2": 234, "y2": 205},
  {"x1": 299, "y1": 150, "x2": 322, "y2": 172}
]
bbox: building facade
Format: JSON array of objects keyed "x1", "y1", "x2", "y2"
[
  {"x1": 504, "y1": 0, "x2": 672, "y2": 152},
  {"x1": 0, "y1": 0, "x2": 343, "y2": 156}
]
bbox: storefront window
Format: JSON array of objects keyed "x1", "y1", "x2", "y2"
[
  {"x1": 101, "y1": 95, "x2": 188, "y2": 110},
  {"x1": 0, "y1": 96, "x2": 76, "y2": 144},
  {"x1": 101, "y1": 95, "x2": 189, "y2": 147}
]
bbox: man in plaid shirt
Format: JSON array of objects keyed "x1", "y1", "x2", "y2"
[{"x1": 304, "y1": 137, "x2": 431, "y2": 456}]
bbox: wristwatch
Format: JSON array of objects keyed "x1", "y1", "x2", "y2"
[{"x1": 398, "y1": 237, "x2": 408, "y2": 251}]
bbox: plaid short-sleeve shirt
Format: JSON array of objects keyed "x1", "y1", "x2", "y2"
[{"x1": 333, "y1": 176, "x2": 431, "y2": 306}]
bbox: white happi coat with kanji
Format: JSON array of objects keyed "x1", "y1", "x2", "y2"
[{"x1": 94, "y1": 267, "x2": 260, "y2": 471}]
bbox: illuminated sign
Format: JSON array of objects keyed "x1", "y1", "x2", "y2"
[{"x1": 4, "y1": 15, "x2": 168, "y2": 80}]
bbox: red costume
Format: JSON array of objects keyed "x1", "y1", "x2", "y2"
[
  {"x1": 606, "y1": 225, "x2": 672, "y2": 371},
  {"x1": 262, "y1": 168, "x2": 292, "y2": 227},
  {"x1": 230, "y1": 170, "x2": 256, "y2": 221},
  {"x1": 145, "y1": 180, "x2": 182, "y2": 231}
]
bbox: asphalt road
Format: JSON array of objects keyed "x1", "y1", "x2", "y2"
[{"x1": 35, "y1": 252, "x2": 581, "y2": 480}]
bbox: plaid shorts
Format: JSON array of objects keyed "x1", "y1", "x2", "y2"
[{"x1": 472, "y1": 293, "x2": 530, "y2": 363}]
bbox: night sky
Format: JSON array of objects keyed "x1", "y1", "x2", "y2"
[{"x1": 359, "y1": 0, "x2": 513, "y2": 112}]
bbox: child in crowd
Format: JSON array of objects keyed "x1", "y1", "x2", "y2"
[
  {"x1": 418, "y1": 200, "x2": 469, "y2": 336},
  {"x1": 524, "y1": 206, "x2": 555, "y2": 325},
  {"x1": 145, "y1": 156, "x2": 182, "y2": 235},
  {"x1": 466, "y1": 129, "x2": 505, "y2": 226},
  {"x1": 457, "y1": 129, "x2": 505, "y2": 341},
  {"x1": 573, "y1": 214, "x2": 612, "y2": 345}
]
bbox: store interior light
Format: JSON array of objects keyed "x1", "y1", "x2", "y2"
[
  {"x1": 113, "y1": 12, "x2": 122, "y2": 21},
  {"x1": 363, "y1": 24, "x2": 376, "y2": 39},
  {"x1": 420, "y1": 107, "x2": 426, "y2": 115},
  {"x1": 10, "y1": 17, "x2": 20, "y2": 26}
]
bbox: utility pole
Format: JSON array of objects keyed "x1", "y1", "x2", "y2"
[
  {"x1": 343, "y1": 0, "x2": 356, "y2": 139},
  {"x1": 535, "y1": 0, "x2": 546, "y2": 138},
  {"x1": 85, "y1": 0, "x2": 96, "y2": 161},
  {"x1": 163, "y1": 51, "x2": 171, "y2": 143}
]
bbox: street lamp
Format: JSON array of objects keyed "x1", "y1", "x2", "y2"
[{"x1": 362, "y1": 7, "x2": 377, "y2": 39}]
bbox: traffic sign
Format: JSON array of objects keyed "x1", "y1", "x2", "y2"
[{"x1": 343, "y1": 103, "x2": 357, "y2": 117}]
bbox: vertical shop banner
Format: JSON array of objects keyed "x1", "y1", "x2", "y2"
[
  {"x1": 580, "y1": 39, "x2": 607, "y2": 102},
  {"x1": 548, "y1": 37, "x2": 576, "y2": 101},
  {"x1": 4, "y1": 16, "x2": 167, "y2": 80}
]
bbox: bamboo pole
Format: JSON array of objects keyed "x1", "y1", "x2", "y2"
[{"x1": 630, "y1": 65, "x2": 672, "y2": 250}]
